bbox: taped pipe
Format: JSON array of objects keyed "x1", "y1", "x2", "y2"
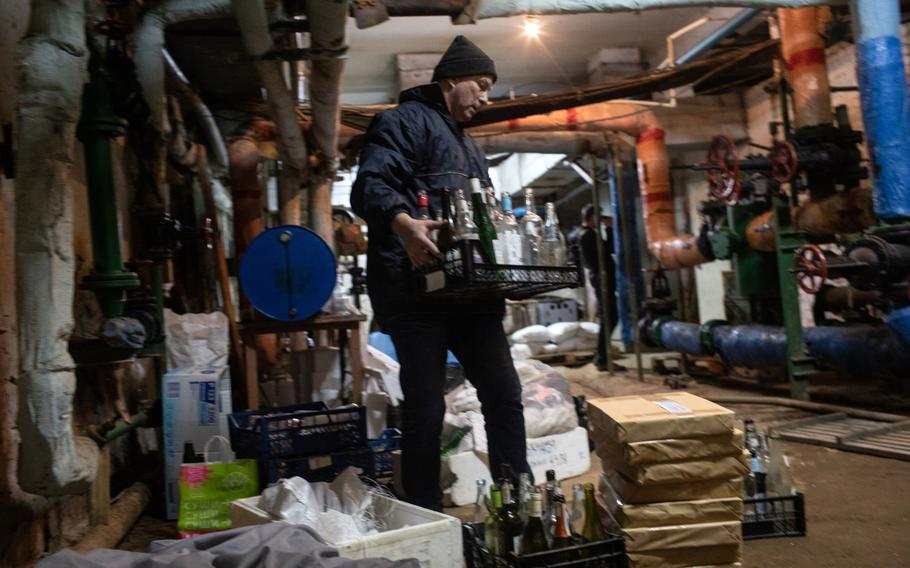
[
  {"x1": 15, "y1": 0, "x2": 99, "y2": 495},
  {"x1": 804, "y1": 324, "x2": 910, "y2": 380},
  {"x1": 778, "y1": 7, "x2": 832, "y2": 128},
  {"x1": 474, "y1": 131, "x2": 609, "y2": 156},
  {"x1": 850, "y1": 0, "x2": 910, "y2": 219},
  {"x1": 471, "y1": 103, "x2": 707, "y2": 269}
]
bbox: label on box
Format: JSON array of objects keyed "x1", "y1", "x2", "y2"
[
  {"x1": 654, "y1": 399, "x2": 692, "y2": 414},
  {"x1": 190, "y1": 380, "x2": 218, "y2": 426}
]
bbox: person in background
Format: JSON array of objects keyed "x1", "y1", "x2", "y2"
[
  {"x1": 579, "y1": 204, "x2": 625, "y2": 372},
  {"x1": 351, "y1": 36, "x2": 531, "y2": 511}
]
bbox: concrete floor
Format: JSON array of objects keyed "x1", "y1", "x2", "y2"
[{"x1": 120, "y1": 361, "x2": 910, "y2": 567}]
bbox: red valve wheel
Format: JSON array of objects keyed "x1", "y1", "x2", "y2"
[
  {"x1": 705, "y1": 135, "x2": 741, "y2": 205},
  {"x1": 793, "y1": 244, "x2": 828, "y2": 294},
  {"x1": 770, "y1": 140, "x2": 799, "y2": 183}
]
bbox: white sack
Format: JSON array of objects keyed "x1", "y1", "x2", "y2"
[
  {"x1": 547, "y1": 322, "x2": 579, "y2": 343},
  {"x1": 164, "y1": 309, "x2": 229, "y2": 369},
  {"x1": 510, "y1": 325, "x2": 551, "y2": 344}
]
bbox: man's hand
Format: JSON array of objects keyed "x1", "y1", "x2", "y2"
[{"x1": 391, "y1": 212, "x2": 447, "y2": 268}]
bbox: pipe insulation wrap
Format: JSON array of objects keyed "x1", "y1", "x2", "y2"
[
  {"x1": 883, "y1": 305, "x2": 910, "y2": 343},
  {"x1": 467, "y1": 1, "x2": 839, "y2": 20},
  {"x1": 658, "y1": 321, "x2": 706, "y2": 356},
  {"x1": 854, "y1": 34, "x2": 910, "y2": 218},
  {"x1": 805, "y1": 325, "x2": 910, "y2": 380},
  {"x1": 711, "y1": 325, "x2": 789, "y2": 369}
]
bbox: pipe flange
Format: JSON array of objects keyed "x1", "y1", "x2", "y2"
[
  {"x1": 699, "y1": 319, "x2": 727, "y2": 355},
  {"x1": 650, "y1": 316, "x2": 676, "y2": 348}
]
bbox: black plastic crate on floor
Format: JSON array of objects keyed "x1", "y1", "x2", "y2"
[
  {"x1": 260, "y1": 448, "x2": 374, "y2": 486},
  {"x1": 742, "y1": 493, "x2": 807, "y2": 540},
  {"x1": 463, "y1": 523, "x2": 628, "y2": 568}
]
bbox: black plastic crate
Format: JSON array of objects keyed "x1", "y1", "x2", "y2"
[
  {"x1": 463, "y1": 523, "x2": 627, "y2": 568},
  {"x1": 742, "y1": 492, "x2": 806, "y2": 540},
  {"x1": 229, "y1": 402, "x2": 367, "y2": 461},
  {"x1": 369, "y1": 428, "x2": 402, "y2": 479},
  {"x1": 260, "y1": 448, "x2": 374, "y2": 486},
  {"x1": 416, "y1": 241, "x2": 582, "y2": 301}
]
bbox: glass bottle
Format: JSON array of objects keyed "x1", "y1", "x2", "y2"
[
  {"x1": 486, "y1": 185, "x2": 504, "y2": 262},
  {"x1": 570, "y1": 483, "x2": 585, "y2": 536},
  {"x1": 484, "y1": 485, "x2": 502, "y2": 555},
  {"x1": 437, "y1": 188, "x2": 456, "y2": 251},
  {"x1": 581, "y1": 483, "x2": 607, "y2": 543},
  {"x1": 453, "y1": 188, "x2": 478, "y2": 241},
  {"x1": 543, "y1": 470, "x2": 560, "y2": 543},
  {"x1": 518, "y1": 472, "x2": 532, "y2": 523},
  {"x1": 498, "y1": 478, "x2": 525, "y2": 556},
  {"x1": 521, "y1": 491, "x2": 549, "y2": 555},
  {"x1": 519, "y1": 187, "x2": 543, "y2": 265},
  {"x1": 766, "y1": 432, "x2": 796, "y2": 496},
  {"x1": 550, "y1": 494, "x2": 573, "y2": 549},
  {"x1": 499, "y1": 193, "x2": 522, "y2": 265},
  {"x1": 417, "y1": 190, "x2": 431, "y2": 220},
  {"x1": 540, "y1": 202, "x2": 567, "y2": 266},
  {"x1": 473, "y1": 479, "x2": 488, "y2": 524},
  {"x1": 470, "y1": 177, "x2": 498, "y2": 263}
]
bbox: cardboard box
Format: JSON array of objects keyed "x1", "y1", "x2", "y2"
[
  {"x1": 594, "y1": 429, "x2": 744, "y2": 466},
  {"x1": 162, "y1": 365, "x2": 232, "y2": 519},
  {"x1": 598, "y1": 478, "x2": 742, "y2": 529},
  {"x1": 588, "y1": 393, "x2": 735, "y2": 443},
  {"x1": 621, "y1": 520, "x2": 742, "y2": 552},
  {"x1": 626, "y1": 544, "x2": 741, "y2": 568},
  {"x1": 600, "y1": 450, "x2": 750, "y2": 487},
  {"x1": 600, "y1": 470, "x2": 742, "y2": 505}
]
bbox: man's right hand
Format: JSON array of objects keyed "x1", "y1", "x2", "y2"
[{"x1": 391, "y1": 212, "x2": 448, "y2": 268}]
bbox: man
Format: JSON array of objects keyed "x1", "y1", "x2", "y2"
[
  {"x1": 579, "y1": 204, "x2": 624, "y2": 372},
  {"x1": 351, "y1": 36, "x2": 531, "y2": 511}
]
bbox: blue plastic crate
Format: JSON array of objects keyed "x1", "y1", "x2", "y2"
[
  {"x1": 229, "y1": 402, "x2": 367, "y2": 461},
  {"x1": 369, "y1": 428, "x2": 402, "y2": 478},
  {"x1": 261, "y1": 448, "x2": 374, "y2": 486}
]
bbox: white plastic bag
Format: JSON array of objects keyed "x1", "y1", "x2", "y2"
[
  {"x1": 510, "y1": 325, "x2": 551, "y2": 344},
  {"x1": 578, "y1": 321, "x2": 600, "y2": 339},
  {"x1": 164, "y1": 309, "x2": 229, "y2": 369},
  {"x1": 511, "y1": 344, "x2": 533, "y2": 360},
  {"x1": 547, "y1": 322, "x2": 579, "y2": 344}
]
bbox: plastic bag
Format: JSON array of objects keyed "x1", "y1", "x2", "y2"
[
  {"x1": 522, "y1": 382, "x2": 578, "y2": 438},
  {"x1": 164, "y1": 309, "x2": 229, "y2": 369},
  {"x1": 548, "y1": 322, "x2": 579, "y2": 344},
  {"x1": 510, "y1": 325, "x2": 551, "y2": 344},
  {"x1": 578, "y1": 321, "x2": 600, "y2": 339}
]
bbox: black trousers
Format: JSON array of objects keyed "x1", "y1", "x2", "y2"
[
  {"x1": 593, "y1": 281, "x2": 619, "y2": 366},
  {"x1": 385, "y1": 311, "x2": 531, "y2": 511}
]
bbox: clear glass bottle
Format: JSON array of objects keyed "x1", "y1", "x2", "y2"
[
  {"x1": 766, "y1": 433, "x2": 796, "y2": 496},
  {"x1": 487, "y1": 185, "x2": 505, "y2": 263},
  {"x1": 453, "y1": 188, "x2": 479, "y2": 241},
  {"x1": 473, "y1": 479, "x2": 488, "y2": 524},
  {"x1": 417, "y1": 190, "x2": 431, "y2": 220},
  {"x1": 498, "y1": 479, "x2": 525, "y2": 556},
  {"x1": 499, "y1": 193, "x2": 522, "y2": 265},
  {"x1": 541, "y1": 202, "x2": 567, "y2": 266},
  {"x1": 518, "y1": 472, "x2": 532, "y2": 523},
  {"x1": 519, "y1": 187, "x2": 543, "y2": 265},
  {"x1": 570, "y1": 483, "x2": 585, "y2": 536}
]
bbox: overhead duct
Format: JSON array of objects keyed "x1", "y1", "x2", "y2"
[
  {"x1": 850, "y1": 0, "x2": 910, "y2": 219},
  {"x1": 15, "y1": 0, "x2": 99, "y2": 495},
  {"x1": 472, "y1": 103, "x2": 708, "y2": 269}
]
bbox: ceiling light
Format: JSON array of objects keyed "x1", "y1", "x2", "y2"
[{"x1": 522, "y1": 15, "x2": 541, "y2": 38}]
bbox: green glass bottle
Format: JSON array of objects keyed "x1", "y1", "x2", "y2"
[
  {"x1": 581, "y1": 483, "x2": 607, "y2": 542},
  {"x1": 470, "y1": 177, "x2": 498, "y2": 263},
  {"x1": 498, "y1": 480, "x2": 525, "y2": 556},
  {"x1": 484, "y1": 486, "x2": 502, "y2": 556},
  {"x1": 520, "y1": 491, "x2": 549, "y2": 555}
]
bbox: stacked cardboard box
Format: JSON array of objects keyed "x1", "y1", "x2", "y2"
[{"x1": 588, "y1": 393, "x2": 747, "y2": 568}]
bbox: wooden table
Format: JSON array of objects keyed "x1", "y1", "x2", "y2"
[{"x1": 239, "y1": 313, "x2": 367, "y2": 409}]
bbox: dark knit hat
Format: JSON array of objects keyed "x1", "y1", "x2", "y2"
[{"x1": 432, "y1": 35, "x2": 497, "y2": 83}]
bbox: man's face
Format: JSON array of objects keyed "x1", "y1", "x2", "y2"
[{"x1": 447, "y1": 75, "x2": 493, "y2": 123}]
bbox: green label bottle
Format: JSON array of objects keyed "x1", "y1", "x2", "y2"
[{"x1": 484, "y1": 485, "x2": 502, "y2": 556}]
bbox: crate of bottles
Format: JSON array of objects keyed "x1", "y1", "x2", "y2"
[
  {"x1": 228, "y1": 402, "x2": 367, "y2": 461},
  {"x1": 463, "y1": 523, "x2": 627, "y2": 568},
  {"x1": 416, "y1": 240, "x2": 582, "y2": 301},
  {"x1": 742, "y1": 492, "x2": 806, "y2": 540}
]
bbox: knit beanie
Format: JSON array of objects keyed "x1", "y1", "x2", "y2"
[{"x1": 432, "y1": 35, "x2": 497, "y2": 83}]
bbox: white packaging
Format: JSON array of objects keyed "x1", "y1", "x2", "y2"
[
  {"x1": 547, "y1": 321, "x2": 580, "y2": 343},
  {"x1": 232, "y1": 493, "x2": 462, "y2": 568},
  {"x1": 162, "y1": 365, "x2": 232, "y2": 519},
  {"x1": 511, "y1": 325, "x2": 551, "y2": 344},
  {"x1": 526, "y1": 426, "x2": 591, "y2": 483},
  {"x1": 443, "y1": 450, "x2": 494, "y2": 506}
]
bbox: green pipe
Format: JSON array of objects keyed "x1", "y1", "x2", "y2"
[
  {"x1": 77, "y1": 55, "x2": 139, "y2": 317},
  {"x1": 96, "y1": 409, "x2": 151, "y2": 445}
]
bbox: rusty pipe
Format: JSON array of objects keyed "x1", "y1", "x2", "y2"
[
  {"x1": 473, "y1": 131, "x2": 611, "y2": 156},
  {"x1": 779, "y1": 7, "x2": 833, "y2": 128}
]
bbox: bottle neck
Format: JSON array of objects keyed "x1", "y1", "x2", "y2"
[
  {"x1": 529, "y1": 495, "x2": 542, "y2": 518},
  {"x1": 525, "y1": 189, "x2": 535, "y2": 211},
  {"x1": 491, "y1": 489, "x2": 503, "y2": 510}
]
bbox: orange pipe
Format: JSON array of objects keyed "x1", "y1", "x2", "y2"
[
  {"x1": 472, "y1": 103, "x2": 706, "y2": 269},
  {"x1": 779, "y1": 7, "x2": 832, "y2": 128}
]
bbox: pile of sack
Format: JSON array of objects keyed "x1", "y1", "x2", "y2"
[{"x1": 509, "y1": 321, "x2": 600, "y2": 358}]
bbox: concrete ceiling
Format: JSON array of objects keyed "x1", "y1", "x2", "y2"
[{"x1": 342, "y1": 8, "x2": 710, "y2": 104}]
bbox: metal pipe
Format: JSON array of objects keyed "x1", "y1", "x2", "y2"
[
  {"x1": 589, "y1": 154, "x2": 613, "y2": 374},
  {"x1": 804, "y1": 324, "x2": 910, "y2": 380},
  {"x1": 70, "y1": 483, "x2": 151, "y2": 553},
  {"x1": 779, "y1": 7, "x2": 833, "y2": 128},
  {"x1": 850, "y1": 0, "x2": 910, "y2": 219},
  {"x1": 474, "y1": 131, "x2": 609, "y2": 156},
  {"x1": 675, "y1": 8, "x2": 761, "y2": 65}
]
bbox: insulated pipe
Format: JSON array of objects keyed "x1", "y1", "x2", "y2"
[
  {"x1": 462, "y1": 1, "x2": 837, "y2": 21},
  {"x1": 804, "y1": 324, "x2": 910, "y2": 380},
  {"x1": 712, "y1": 324, "x2": 789, "y2": 369},
  {"x1": 778, "y1": 7, "x2": 832, "y2": 128},
  {"x1": 850, "y1": 0, "x2": 910, "y2": 219},
  {"x1": 471, "y1": 103, "x2": 707, "y2": 269},
  {"x1": 657, "y1": 321, "x2": 708, "y2": 356},
  {"x1": 14, "y1": 0, "x2": 99, "y2": 495},
  {"x1": 474, "y1": 131, "x2": 610, "y2": 156}
]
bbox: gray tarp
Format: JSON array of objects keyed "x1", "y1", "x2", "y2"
[{"x1": 38, "y1": 523, "x2": 420, "y2": 568}]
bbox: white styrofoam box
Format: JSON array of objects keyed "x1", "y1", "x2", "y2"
[
  {"x1": 527, "y1": 426, "x2": 591, "y2": 483},
  {"x1": 162, "y1": 365, "x2": 232, "y2": 519},
  {"x1": 533, "y1": 298, "x2": 578, "y2": 327},
  {"x1": 231, "y1": 493, "x2": 462, "y2": 568},
  {"x1": 443, "y1": 450, "x2": 494, "y2": 507}
]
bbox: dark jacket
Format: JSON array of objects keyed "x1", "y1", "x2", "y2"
[
  {"x1": 580, "y1": 226, "x2": 617, "y2": 292},
  {"x1": 351, "y1": 83, "x2": 499, "y2": 325}
]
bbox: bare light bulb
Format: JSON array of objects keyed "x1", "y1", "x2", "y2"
[{"x1": 522, "y1": 15, "x2": 541, "y2": 38}]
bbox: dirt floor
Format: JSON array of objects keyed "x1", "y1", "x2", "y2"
[{"x1": 119, "y1": 357, "x2": 910, "y2": 567}]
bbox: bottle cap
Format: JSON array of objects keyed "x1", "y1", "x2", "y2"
[{"x1": 418, "y1": 192, "x2": 429, "y2": 208}]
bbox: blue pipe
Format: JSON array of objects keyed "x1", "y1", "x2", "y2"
[
  {"x1": 805, "y1": 324, "x2": 910, "y2": 380},
  {"x1": 712, "y1": 325, "x2": 789, "y2": 369},
  {"x1": 675, "y1": 8, "x2": 762, "y2": 66},
  {"x1": 851, "y1": 0, "x2": 910, "y2": 219},
  {"x1": 658, "y1": 321, "x2": 707, "y2": 356}
]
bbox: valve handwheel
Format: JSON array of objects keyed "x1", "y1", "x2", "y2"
[
  {"x1": 793, "y1": 244, "x2": 828, "y2": 294},
  {"x1": 705, "y1": 135, "x2": 741, "y2": 204},
  {"x1": 770, "y1": 140, "x2": 799, "y2": 183}
]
